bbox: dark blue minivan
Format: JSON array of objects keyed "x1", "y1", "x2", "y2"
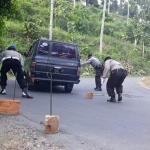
[{"x1": 24, "y1": 38, "x2": 81, "y2": 93}]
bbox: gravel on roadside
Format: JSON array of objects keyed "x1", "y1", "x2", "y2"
[
  {"x1": 0, "y1": 115, "x2": 65, "y2": 150},
  {"x1": 139, "y1": 77, "x2": 150, "y2": 89}
]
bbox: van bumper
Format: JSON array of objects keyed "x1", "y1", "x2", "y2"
[
  {"x1": 28, "y1": 71, "x2": 80, "y2": 84},
  {"x1": 33, "y1": 78, "x2": 80, "y2": 84}
]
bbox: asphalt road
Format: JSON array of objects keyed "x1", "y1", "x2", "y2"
[{"x1": 1, "y1": 77, "x2": 150, "y2": 150}]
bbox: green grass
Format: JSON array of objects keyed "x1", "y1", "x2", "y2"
[
  {"x1": 7, "y1": 74, "x2": 15, "y2": 78},
  {"x1": 80, "y1": 74, "x2": 94, "y2": 78},
  {"x1": 80, "y1": 74, "x2": 142, "y2": 78}
]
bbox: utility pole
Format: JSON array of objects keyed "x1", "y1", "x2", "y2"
[
  {"x1": 99, "y1": 0, "x2": 107, "y2": 53},
  {"x1": 49, "y1": 0, "x2": 54, "y2": 40}
]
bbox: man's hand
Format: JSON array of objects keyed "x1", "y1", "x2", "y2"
[{"x1": 102, "y1": 78, "x2": 106, "y2": 83}]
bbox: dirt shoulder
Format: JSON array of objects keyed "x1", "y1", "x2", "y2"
[
  {"x1": 139, "y1": 77, "x2": 150, "y2": 90},
  {"x1": 0, "y1": 115, "x2": 65, "y2": 150}
]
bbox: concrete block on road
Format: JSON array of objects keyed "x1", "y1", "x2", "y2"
[
  {"x1": 85, "y1": 92, "x2": 93, "y2": 99},
  {"x1": 45, "y1": 115, "x2": 59, "y2": 134},
  {"x1": 0, "y1": 100, "x2": 20, "y2": 115}
]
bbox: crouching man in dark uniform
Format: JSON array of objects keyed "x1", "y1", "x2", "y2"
[
  {"x1": 81, "y1": 54, "x2": 103, "y2": 91},
  {"x1": 102, "y1": 56, "x2": 127, "y2": 102},
  {"x1": 0, "y1": 45, "x2": 33, "y2": 98}
]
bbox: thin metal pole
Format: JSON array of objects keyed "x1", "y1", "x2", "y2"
[
  {"x1": 13, "y1": 73, "x2": 17, "y2": 101},
  {"x1": 50, "y1": 73, "x2": 52, "y2": 115}
]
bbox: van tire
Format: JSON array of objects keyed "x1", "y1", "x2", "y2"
[{"x1": 64, "y1": 84, "x2": 74, "y2": 93}]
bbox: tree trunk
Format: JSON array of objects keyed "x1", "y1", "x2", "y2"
[
  {"x1": 108, "y1": 0, "x2": 110, "y2": 14},
  {"x1": 127, "y1": 0, "x2": 129, "y2": 24},
  {"x1": 74, "y1": 0, "x2": 76, "y2": 8},
  {"x1": 134, "y1": 39, "x2": 137, "y2": 46},
  {"x1": 120, "y1": 0, "x2": 122, "y2": 7},
  {"x1": 86, "y1": 0, "x2": 87, "y2": 6},
  {"x1": 142, "y1": 41, "x2": 144, "y2": 57},
  {"x1": 99, "y1": 0, "x2": 107, "y2": 53}
]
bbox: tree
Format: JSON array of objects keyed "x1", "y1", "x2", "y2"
[
  {"x1": 131, "y1": 0, "x2": 150, "y2": 56},
  {"x1": 21, "y1": 22, "x2": 41, "y2": 42},
  {"x1": 108, "y1": 0, "x2": 110, "y2": 14},
  {"x1": 84, "y1": 0, "x2": 99, "y2": 7},
  {"x1": 127, "y1": 0, "x2": 129, "y2": 24},
  {"x1": 110, "y1": 0, "x2": 118, "y2": 13},
  {"x1": 0, "y1": 0, "x2": 22, "y2": 43},
  {"x1": 73, "y1": 0, "x2": 76, "y2": 7},
  {"x1": 100, "y1": 0, "x2": 108, "y2": 8},
  {"x1": 118, "y1": 0, "x2": 125, "y2": 15}
]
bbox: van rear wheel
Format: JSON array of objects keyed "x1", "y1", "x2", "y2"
[
  {"x1": 28, "y1": 83, "x2": 39, "y2": 91},
  {"x1": 64, "y1": 84, "x2": 74, "y2": 93}
]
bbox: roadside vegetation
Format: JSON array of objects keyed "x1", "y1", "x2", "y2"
[{"x1": 1, "y1": 0, "x2": 150, "y2": 76}]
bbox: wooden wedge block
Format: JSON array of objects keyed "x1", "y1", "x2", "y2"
[
  {"x1": 85, "y1": 92, "x2": 93, "y2": 99},
  {"x1": 45, "y1": 115, "x2": 59, "y2": 134},
  {"x1": 0, "y1": 100, "x2": 20, "y2": 115}
]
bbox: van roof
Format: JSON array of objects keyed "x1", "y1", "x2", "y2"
[{"x1": 39, "y1": 38, "x2": 77, "y2": 46}]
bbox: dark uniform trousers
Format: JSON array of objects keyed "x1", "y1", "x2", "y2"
[
  {"x1": 1, "y1": 58, "x2": 27, "y2": 89},
  {"x1": 95, "y1": 65, "x2": 103, "y2": 88},
  {"x1": 106, "y1": 68, "x2": 127, "y2": 98}
]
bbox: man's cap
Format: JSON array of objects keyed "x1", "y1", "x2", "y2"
[
  {"x1": 7, "y1": 45, "x2": 16, "y2": 50},
  {"x1": 88, "y1": 54, "x2": 92, "y2": 57},
  {"x1": 104, "y1": 56, "x2": 111, "y2": 62}
]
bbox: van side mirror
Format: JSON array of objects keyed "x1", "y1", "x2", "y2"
[{"x1": 24, "y1": 52, "x2": 28, "y2": 57}]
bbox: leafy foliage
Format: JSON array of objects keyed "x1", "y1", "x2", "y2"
[
  {"x1": 1, "y1": 0, "x2": 150, "y2": 75},
  {"x1": 0, "y1": 0, "x2": 23, "y2": 44}
]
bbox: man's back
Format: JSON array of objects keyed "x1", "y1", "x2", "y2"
[{"x1": 2, "y1": 50, "x2": 21, "y2": 58}]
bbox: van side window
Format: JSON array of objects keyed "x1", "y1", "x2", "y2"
[
  {"x1": 51, "y1": 43, "x2": 76, "y2": 60},
  {"x1": 37, "y1": 41, "x2": 49, "y2": 56}
]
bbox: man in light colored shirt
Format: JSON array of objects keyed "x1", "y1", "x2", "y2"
[
  {"x1": 81, "y1": 54, "x2": 103, "y2": 91},
  {"x1": 102, "y1": 56, "x2": 127, "y2": 102},
  {"x1": 0, "y1": 45, "x2": 33, "y2": 98}
]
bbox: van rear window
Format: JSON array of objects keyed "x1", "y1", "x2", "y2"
[
  {"x1": 37, "y1": 41, "x2": 49, "y2": 56},
  {"x1": 51, "y1": 43, "x2": 76, "y2": 60}
]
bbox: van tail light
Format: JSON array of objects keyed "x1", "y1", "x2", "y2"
[
  {"x1": 31, "y1": 62, "x2": 36, "y2": 71},
  {"x1": 77, "y1": 67, "x2": 81, "y2": 76}
]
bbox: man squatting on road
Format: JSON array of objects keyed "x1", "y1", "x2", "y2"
[
  {"x1": 0, "y1": 45, "x2": 33, "y2": 98},
  {"x1": 102, "y1": 56, "x2": 127, "y2": 102},
  {"x1": 81, "y1": 54, "x2": 103, "y2": 91}
]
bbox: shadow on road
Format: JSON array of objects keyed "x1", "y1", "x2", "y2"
[{"x1": 28, "y1": 83, "x2": 66, "y2": 93}]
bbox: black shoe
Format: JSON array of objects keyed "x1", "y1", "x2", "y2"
[
  {"x1": 118, "y1": 93, "x2": 122, "y2": 101},
  {"x1": 22, "y1": 92, "x2": 33, "y2": 98},
  {"x1": 0, "y1": 89, "x2": 6, "y2": 95},
  {"x1": 22, "y1": 88, "x2": 33, "y2": 98},
  {"x1": 107, "y1": 97, "x2": 116, "y2": 102},
  {"x1": 94, "y1": 87, "x2": 98, "y2": 90},
  {"x1": 94, "y1": 87, "x2": 102, "y2": 91}
]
